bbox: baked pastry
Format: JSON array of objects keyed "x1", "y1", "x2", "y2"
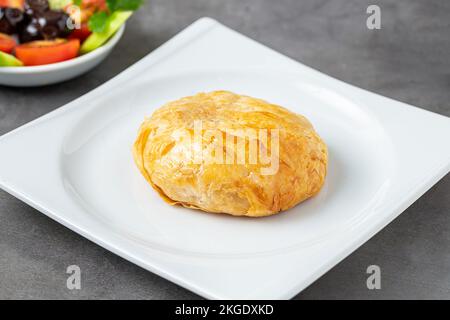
[{"x1": 133, "y1": 91, "x2": 327, "y2": 217}]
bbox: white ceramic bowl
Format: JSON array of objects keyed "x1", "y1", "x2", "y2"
[{"x1": 0, "y1": 25, "x2": 125, "y2": 87}]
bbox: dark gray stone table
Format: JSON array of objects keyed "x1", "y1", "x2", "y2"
[{"x1": 1, "y1": 0, "x2": 449, "y2": 299}]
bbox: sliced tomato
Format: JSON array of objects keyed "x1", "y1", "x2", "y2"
[
  {"x1": 65, "y1": 0, "x2": 107, "y2": 24},
  {"x1": 0, "y1": 33, "x2": 16, "y2": 54},
  {"x1": 68, "y1": 23, "x2": 91, "y2": 42},
  {"x1": 81, "y1": 0, "x2": 107, "y2": 11},
  {"x1": 15, "y1": 39, "x2": 80, "y2": 66},
  {"x1": 0, "y1": 0, "x2": 24, "y2": 9}
]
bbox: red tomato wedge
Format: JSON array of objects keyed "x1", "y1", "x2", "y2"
[
  {"x1": 68, "y1": 23, "x2": 91, "y2": 42},
  {"x1": 15, "y1": 39, "x2": 80, "y2": 66},
  {"x1": 65, "y1": 0, "x2": 107, "y2": 24},
  {"x1": 81, "y1": 0, "x2": 107, "y2": 11},
  {"x1": 0, "y1": 0, "x2": 24, "y2": 9},
  {"x1": 0, "y1": 33, "x2": 16, "y2": 54}
]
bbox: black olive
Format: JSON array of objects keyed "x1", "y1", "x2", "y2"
[
  {"x1": 0, "y1": 7, "x2": 15, "y2": 34},
  {"x1": 40, "y1": 10, "x2": 70, "y2": 36},
  {"x1": 24, "y1": 0, "x2": 50, "y2": 16},
  {"x1": 41, "y1": 24, "x2": 58, "y2": 39},
  {"x1": 20, "y1": 20, "x2": 43, "y2": 42},
  {"x1": 0, "y1": 19, "x2": 13, "y2": 34},
  {"x1": 40, "y1": 10, "x2": 63, "y2": 24},
  {"x1": 5, "y1": 8, "x2": 25, "y2": 29},
  {"x1": 35, "y1": 14, "x2": 47, "y2": 28},
  {"x1": 56, "y1": 12, "x2": 70, "y2": 36}
]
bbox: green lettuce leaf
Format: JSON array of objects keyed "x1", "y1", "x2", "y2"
[
  {"x1": 88, "y1": 11, "x2": 109, "y2": 33},
  {"x1": 106, "y1": 0, "x2": 144, "y2": 12}
]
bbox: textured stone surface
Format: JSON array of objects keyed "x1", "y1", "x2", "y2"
[{"x1": 0, "y1": 0, "x2": 449, "y2": 299}]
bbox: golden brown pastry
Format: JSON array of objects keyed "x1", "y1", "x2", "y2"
[{"x1": 133, "y1": 91, "x2": 327, "y2": 217}]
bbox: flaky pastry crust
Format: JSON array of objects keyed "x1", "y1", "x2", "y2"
[{"x1": 133, "y1": 91, "x2": 327, "y2": 217}]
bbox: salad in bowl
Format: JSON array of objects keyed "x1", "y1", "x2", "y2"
[{"x1": 0, "y1": 0, "x2": 143, "y2": 67}]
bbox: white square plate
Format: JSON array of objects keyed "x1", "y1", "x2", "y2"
[{"x1": 1, "y1": 18, "x2": 449, "y2": 299}]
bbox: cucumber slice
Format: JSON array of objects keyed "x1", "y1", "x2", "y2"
[
  {"x1": 0, "y1": 51, "x2": 23, "y2": 67},
  {"x1": 80, "y1": 11, "x2": 132, "y2": 54}
]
